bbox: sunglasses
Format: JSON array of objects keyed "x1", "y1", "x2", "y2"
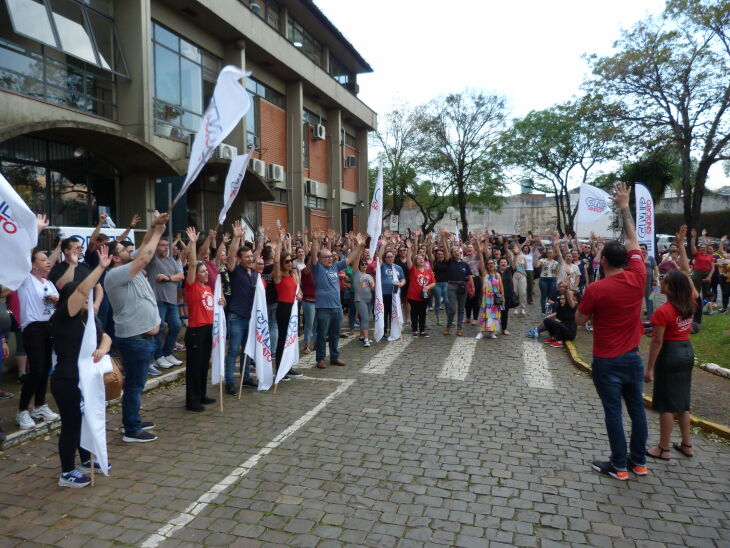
[{"x1": 283, "y1": 259, "x2": 292, "y2": 264}]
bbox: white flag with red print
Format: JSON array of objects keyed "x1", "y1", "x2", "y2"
[
  {"x1": 373, "y1": 257, "x2": 385, "y2": 343},
  {"x1": 244, "y1": 277, "x2": 273, "y2": 391},
  {"x1": 0, "y1": 173, "x2": 38, "y2": 290},
  {"x1": 367, "y1": 162, "x2": 384, "y2": 258},
  {"x1": 210, "y1": 276, "x2": 227, "y2": 385},
  {"x1": 275, "y1": 286, "x2": 300, "y2": 384},
  {"x1": 387, "y1": 267, "x2": 403, "y2": 342}
]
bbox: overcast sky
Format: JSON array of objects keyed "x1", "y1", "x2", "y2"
[{"x1": 314, "y1": 0, "x2": 728, "y2": 191}]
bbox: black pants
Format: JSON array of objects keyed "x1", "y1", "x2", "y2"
[
  {"x1": 526, "y1": 271, "x2": 534, "y2": 304},
  {"x1": 50, "y1": 375, "x2": 90, "y2": 473},
  {"x1": 544, "y1": 318, "x2": 576, "y2": 341},
  {"x1": 500, "y1": 307, "x2": 510, "y2": 332},
  {"x1": 409, "y1": 299, "x2": 427, "y2": 333},
  {"x1": 721, "y1": 275, "x2": 729, "y2": 309},
  {"x1": 20, "y1": 321, "x2": 52, "y2": 411},
  {"x1": 465, "y1": 276, "x2": 482, "y2": 320},
  {"x1": 185, "y1": 324, "x2": 212, "y2": 408},
  {"x1": 275, "y1": 302, "x2": 294, "y2": 371},
  {"x1": 383, "y1": 294, "x2": 393, "y2": 334}
]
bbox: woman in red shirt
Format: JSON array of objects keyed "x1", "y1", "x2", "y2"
[
  {"x1": 405, "y1": 241, "x2": 436, "y2": 336},
  {"x1": 183, "y1": 227, "x2": 221, "y2": 412},
  {"x1": 645, "y1": 269, "x2": 696, "y2": 460},
  {"x1": 273, "y1": 239, "x2": 302, "y2": 378}
]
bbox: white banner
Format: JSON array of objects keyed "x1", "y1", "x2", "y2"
[
  {"x1": 575, "y1": 183, "x2": 612, "y2": 225},
  {"x1": 78, "y1": 292, "x2": 110, "y2": 475},
  {"x1": 210, "y1": 276, "x2": 226, "y2": 385},
  {"x1": 0, "y1": 173, "x2": 38, "y2": 290},
  {"x1": 635, "y1": 182, "x2": 655, "y2": 256},
  {"x1": 174, "y1": 65, "x2": 252, "y2": 206},
  {"x1": 274, "y1": 288, "x2": 300, "y2": 384},
  {"x1": 387, "y1": 267, "x2": 403, "y2": 342},
  {"x1": 244, "y1": 277, "x2": 273, "y2": 391},
  {"x1": 218, "y1": 149, "x2": 255, "y2": 226},
  {"x1": 389, "y1": 214, "x2": 399, "y2": 232},
  {"x1": 57, "y1": 226, "x2": 134, "y2": 260},
  {"x1": 373, "y1": 257, "x2": 385, "y2": 343},
  {"x1": 367, "y1": 162, "x2": 384, "y2": 258}
]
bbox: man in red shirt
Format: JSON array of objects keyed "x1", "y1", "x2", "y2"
[{"x1": 576, "y1": 182, "x2": 648, "y2": 481}]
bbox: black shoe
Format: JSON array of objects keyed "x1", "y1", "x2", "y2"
[
  {"x1": 243, "y1": 379, "x2": 258, "y2": 389},
  {"x1": 591, "y1": 460, "x2": 628, "y2": 480},
  {"x1": 0, "y1": 425, "x2": 5, "y2": 445},
  {"x1": 186, "y1": 405, "x2": 205, "y2": 412},
  {"x1": 201, "y1": 397, "x2": 216, "y2": 404},
  {"x1": 18, "y1": 373, "x2": 26, "y2": 384},
  {"x1": 288, "y1": 369, "x2": 302, "y2": 377},
  {"x1": 281, "y1": 375, "x2": 291, "y2": 382},
  {"x1": 122, "y1": 430, "x2": 157, "y2": 443},
  {"x1": 141, "y1": 421, "x2": 156, "y2": 431},
  {"x1": 225, "y1": 383, "x2": 237, "y2": 396}
]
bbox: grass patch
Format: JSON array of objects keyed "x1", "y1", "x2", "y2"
[{"x1": 691, "y1": 313, "x2": 730, "y2": 369}]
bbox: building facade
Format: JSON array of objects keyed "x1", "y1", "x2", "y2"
[{"x1": 0, "y1": 0, "x2": 376, "y2": 239}]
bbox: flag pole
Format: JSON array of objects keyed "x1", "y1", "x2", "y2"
[
  {"x1": 90, "y1": 454, "x2": 95, "y2": 487},
  {"x1": 237, "y1": 355, "x2": 249, "y2": 400},
  {"x1": 273, "y1": 382, "x2": 278, "y2": 395},
  {"x1": 219, "y1": 379, "x2": 223, "y2": 412}
]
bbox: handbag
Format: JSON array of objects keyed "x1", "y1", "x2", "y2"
[
  {"x1": 494, "y1": 292, "x2": 504, "y2": 307},
  {"x1": 104, "y1": 357, "x2": 124, "y2": 401},
  {"x1": 466, "y1": 278, "x2": 475, "y2": 297}
]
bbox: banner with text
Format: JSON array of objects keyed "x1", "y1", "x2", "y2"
[
  {"x1": 218, "y1": 148, "x2": 255, "y2": 226},
  {"x1": 367, "y1": 162, "x2": 384, "y2": 258},
  {"x1": 0, "y1": 173, "x2": 38, "y2": 290},
  {"x1": 635, "y1": 182, "x2": 655, "y2": 256},
  {"x1": 575, "y1": 183, "x2": 612, "y2": 225}
]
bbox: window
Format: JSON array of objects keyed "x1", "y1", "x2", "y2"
[
  {"x1": 3, "y1": 0, "x2": 127, "y2": 75},
  {"x1": 305, "y1": 196, "x2": 326, "y2": 209},
  {"x1": 244, "y1": 77, "x2": 285, "y2": 148},
  {"x1": 286, "y1": 16, "x2": 323, "y2": 67},
  {"x1": 328, "y1": 54, "x2": 355, "y2": 86},
  {"x1": 239, "y1": 0, "x2": 279, "y2": 30},
  {"x1": 344, "y1": 132, "x2": 356, "y2": 148},
  {"x1": 152, "y1": 22, "x2": 221, "y2": 140}
]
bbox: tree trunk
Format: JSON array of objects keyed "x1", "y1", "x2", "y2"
[
  {"x1": 552, "y1": 191, "x2": 564, "y2": 236},
  {"x1": 680, "y1": 151, "x2": 694, "y2": 231},
  {"x1": 457, "y1": 184, "x2": 469, "y2": 242},
  {"x1": 691, "y1": 160, "x2": 710, "y2": 231}
]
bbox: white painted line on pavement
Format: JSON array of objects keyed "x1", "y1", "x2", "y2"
[
  {"x1": 140, "y1": 378, "x2": 355, "y2": 548},
  {"x1": 361, "y1": 336, "x2": 415, "y2": 375},
  {"x1": 297, "y1": 333, "x2": 358, "y2": 369},
  {"x1": 437, "y1": 338, "x2": 476, "y2": 381},
  {"x1": 522, "y1": 340, "x2": 555, "y2": 389}
]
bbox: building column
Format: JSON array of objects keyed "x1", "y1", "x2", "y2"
[
  {"x1": 356, "y1": 128, "x2": 370, "y2": 233},
  {"x1": 287, "y1": 81, "x2": 304, "y2": 232},
  {"x1": 326, "y1": 108, "x2": 342, "y2": 233}
]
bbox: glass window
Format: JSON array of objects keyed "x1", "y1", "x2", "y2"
[
  {"x1": 180, "y1": 57, "x2": 201, "y2": 113},
  {"x1": 49, "y1": 0, "x2": 98, "y2": 65},
  {"x1": 287, "y1": 16, "x2": 322, "y2": 67},
  {"x1": 246, "y1": 91, "x2": 258, "y2": 148},
  {"x1": 5, "y1": 0, "x2": 57, "y2": 48},
  {"x1": 79, "y1": 0, "x2": 111, "y2": 16},
  {"x1": 154, "y1": 43, "x2": 180, "y2": 104},
  {"x1": 180, "y1": 38, "x2": 200, "y2": 63},
  {"x1": 344, "y1": 132, "x2": 356, "y2": 148},
  {"x1": 86, "y1": 9, "x2": 124, "y2": 73},
  {"x1": 154, "y1": 21, "x2": 178, "y2": 51}
]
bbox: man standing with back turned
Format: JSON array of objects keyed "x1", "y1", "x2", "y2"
[{"x1": 576, "y1": 182, "x2": 648, "y2": 480}]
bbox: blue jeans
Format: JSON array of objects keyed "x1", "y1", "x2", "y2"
[
  {"x1": 592, "y1": 350, "x2": 648, "y2": 470},
  {"x1": 315, "y1": 308, "x2": 343, "y2": 362},
  {"x1": 433, "y1": 282, "x2": 449, "y2": 317},
  {"x1": 117, "y1": 335, "x2": 156, "y2": 436},
  {"x1": 225, "y1": 313, "x2": 252, "y2": 385},
  {"x1": 155, "y1": 302, "x2": 181, "y2": 359},
  {"x1": 538, "y1": 277, "x2": 556, "y2": 314},
  {"x1": 267, "y1": 303, "x2": 278, "y2": 360},
  {"x1": 302, "y1": 302, "x2": 316, "y2": 345},
  {"x1": 348, "y1": 300, "x2": 357, "y2": 330}
]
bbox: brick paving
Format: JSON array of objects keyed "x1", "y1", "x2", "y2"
[{"x1": 0, "y1": 308, "x2": 729, "y2": 547}]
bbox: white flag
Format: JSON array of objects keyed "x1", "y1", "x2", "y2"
[
  {"x1": 274, "y1": 290, "x2": 300, "y2": 384},
  {"x1": 210, "y1": 276, "x2": 227, "y2": 385},
  {"x1": 174, "y1": 66, "x2": 252, "y2": 205},
  {"x1": 575, "y1": 183, "x2": 612, "y2": 225},
  {"x1": 78, "y1": 292, "x2": 110, "y2": 475},
  {"x1": 635, "y1": 182, "x2": 655, "y2": 256},
  {"x1": 387, "y1": 267, "x2": 404, "y2": 342},
  {"x1": 244, "y1": 277, "x2": 273, "y2": 391},
  {"x1": 218, "y1": 149, "x2": 255, "y2": 226},
  {"x1": 373, "y1": 257, "x2": 385, "y2": 342},
  {"x1": 367, "y1": 162, "x2": 384, "y2": 258},
  {"x1": 0, "y1": 173, "x2": 38, "y2": 290}
]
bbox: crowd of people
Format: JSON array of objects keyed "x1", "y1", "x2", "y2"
[{"x1": 0, "y1": 183, "x2": 728, "y2": 486}]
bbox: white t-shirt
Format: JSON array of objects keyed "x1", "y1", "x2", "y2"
[
  {"x1": 559, "y1": 263, "x2": 580, "y2": 287},
  {"x1": 522, "y1": 252, "x2": 534, "y2": 271},
  {"x1": 18, "y1": 274, "x2": 59, "y2": 329}
]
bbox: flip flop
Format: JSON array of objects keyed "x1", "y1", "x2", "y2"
[
  {"x1": 647, "y1": 446, "x2": 671, "y2": 461},
  {"x1": 673, "y1": 442, "x2": 694, "y2": 457}
]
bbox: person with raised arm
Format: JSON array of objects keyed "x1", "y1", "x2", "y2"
[
  {"x1": 50, "y1": 245, "x2": 112, "y2": 487},
  {"x1": 405, "y1": 239, "x2": 436, "y2": 337},
  {"x1": 576, "y1": 182, "x2": 648, "y2": 481},
  {"x1": 104, "y1": 211, "x2": 169, "y2": 443},
  {"x1": 272, "y1": 231, "x2": 303, "y2": 379}
]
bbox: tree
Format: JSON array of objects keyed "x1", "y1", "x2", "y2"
[
  {"x1": 403, "y1": 180, "x2": 451, "y2": 233},
  {"x1": 419, "y1": 90, "x2": 508, "y2": 240},
  {"x1": 587, "y1": 0, "x2": 730, "y2": 231},
  {"x1": 500, "y1": 96, "x2": 620, "y2": 235}
]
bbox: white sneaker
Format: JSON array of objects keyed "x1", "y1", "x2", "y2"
[
  {"x1": 489, "y1": 332, "x2": 497, "y2": 339},
  {"x1": 475, "y1": 332, "x2": 484, "y2": 340},
  {"x1": 30, "y1": 404, "x2": 59, "y2": 422},
  {"x1": 156, "y1": 356, "x2": 174, "y2": 369},
  {"x1": 164, "y1": 354, "x2": 183, "y2": 366},
  {"x1": 363, "y1": 339, "x2": 371, "y2": 347},
  {"x1": 16, "y1": 410, "x2": 36, "y2": 429}
]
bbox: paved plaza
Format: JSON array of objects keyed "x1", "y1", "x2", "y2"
[{"x1": 0, "y1": 311, "x2": 729, "y2": 547}]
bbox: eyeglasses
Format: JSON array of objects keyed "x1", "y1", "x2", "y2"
[{"x1": 283, "y1": 259, "x2": 292, "y2": 264}]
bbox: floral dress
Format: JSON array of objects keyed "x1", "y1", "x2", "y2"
[{"x1": 479, "y1": 273, "x2": 502, "y2": 333}]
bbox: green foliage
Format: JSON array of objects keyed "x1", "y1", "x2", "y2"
[{"x1": 656, "y1": 210, "x2": 730, "y2": 236}]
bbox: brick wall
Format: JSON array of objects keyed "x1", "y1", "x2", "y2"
[
  {"x1": 261, "y1": 202, "x2": 288, "y2": 232},
  {"x1": 256, "y1": 99, "x2": 287, "y2": 170},
  {"x1": 309, "y1": 209, "x2": 329, "y2": 232},
  {"x1": 343, "y1": 145, "x2": 358, "y2": 192},
  {"x1": 309, "y1": 133, "x2": 329, "y2": 182}
]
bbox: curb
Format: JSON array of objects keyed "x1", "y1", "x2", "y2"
[
  {"x1": 564, "y1": 341, "x2": 730, "y2": 441},
  {"x1": 1, "y1": 367, "x2": 186, "y2": 450},
  {"x1": 698, "y1": 361, "x2": 730, "y2": 379}
]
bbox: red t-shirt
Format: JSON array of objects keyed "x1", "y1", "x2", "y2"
[
  {"x1": 184, "y1": 280, "x2": 214, "y2": 327},
  {"x1": 578, "y1": 249, "x2": 646, "y2": 358},
  {"x1": 651, "y1": 302, "x2": 692, "y2": 341},
  {"x1": 274, "y1": 275, "x2": 298, "y2": 304},
  {"x1": 407, "y1": 266, "x2": 436, "y2": 301},
  {"x1": 692, "y1": 252, "x2": 713, "y2": 272}
]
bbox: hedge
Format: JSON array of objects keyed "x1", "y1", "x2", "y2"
[{"x1": 656, "y1": 210, "x2": 730, "y2": 236}]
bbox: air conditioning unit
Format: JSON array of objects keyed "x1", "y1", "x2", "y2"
[
  {"x1": 305, "y1": 179, "x2": 319, "y2": 195},
  {"x1": 213, "y1": 143, "x2": 237, "y2": 160},
  {"x1": 251, "y1": 158, "x2": 266, "y2": 178},
  {"x1": 266, "y1": 163, "x2": 285, "y2": 183},
  {"x1": 345, "y1": 155, "x2": 357, "y2": 168},
  {"x1": 313, "y1": 124, "x2": 326, "y2": 140},
  {"x1": 249, "y1": 2, "x2": 262, "y2": 15}
]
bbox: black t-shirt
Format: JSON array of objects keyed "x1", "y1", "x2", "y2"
[
  {"x1": 49, "y1": 262, "x2": 93, "y2": 286},
  {"x1": 51, "y1": 302, "x2": 103, "y2": 380},
  {"x1": 555, "y1": 300, "x2": 577, "y2": 332},
  {"x1": 446, "y1": 259, "x2": 472, "y2": 282},
  {"x1": 262, "y1": 264, "x2": 277, "y2": 304},
  {"x1": 395, "y1": 259, "x2": 409, "y2": 288},
  {"x1": 433, "y1": 260, "x2": 449, "y2": 283}
]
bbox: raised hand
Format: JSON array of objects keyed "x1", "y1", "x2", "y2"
[
  {"x1": 610, "y1": 181, "x2": 631, "y2": 209},
  {"x1": 232, "y1": 220, "x2": 243, "y2": 238},
  {"x1": 186, "y1": 226, "x2": 200, "y2": 243},
  {"x1": 97, "y1": 244, "x2": 111, "y2": 268},
  {"x1": 129, "y1": 214, "x2": 142, "y2": 227},
  {"x1": 701, "y1": 228, "x2": 707, "y2": 237},
  {"x1": 405, "y1": 239, "x2": 412, "y2": 249},
  {"x1": 208, "y1": 228, "x2": 217, "y2": 239},
  {"x1": 222, "y1": 232, "x2": 231, "y2": 245},
  {"x1": 36, "y1": 214, "x2": 49, "y2": 233},
  {"x1": 355, "y1": 233, "x2": 366, "y2": 246},
  {"x1": 690, "y1": 228, "x2": 697, "y2": 238},
  {"x1": 678, "y1": 225, "x2": 688, "y2": 241},
  {"x1": 98, "y1": 212, "x2": 108, "y2": 226}
]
